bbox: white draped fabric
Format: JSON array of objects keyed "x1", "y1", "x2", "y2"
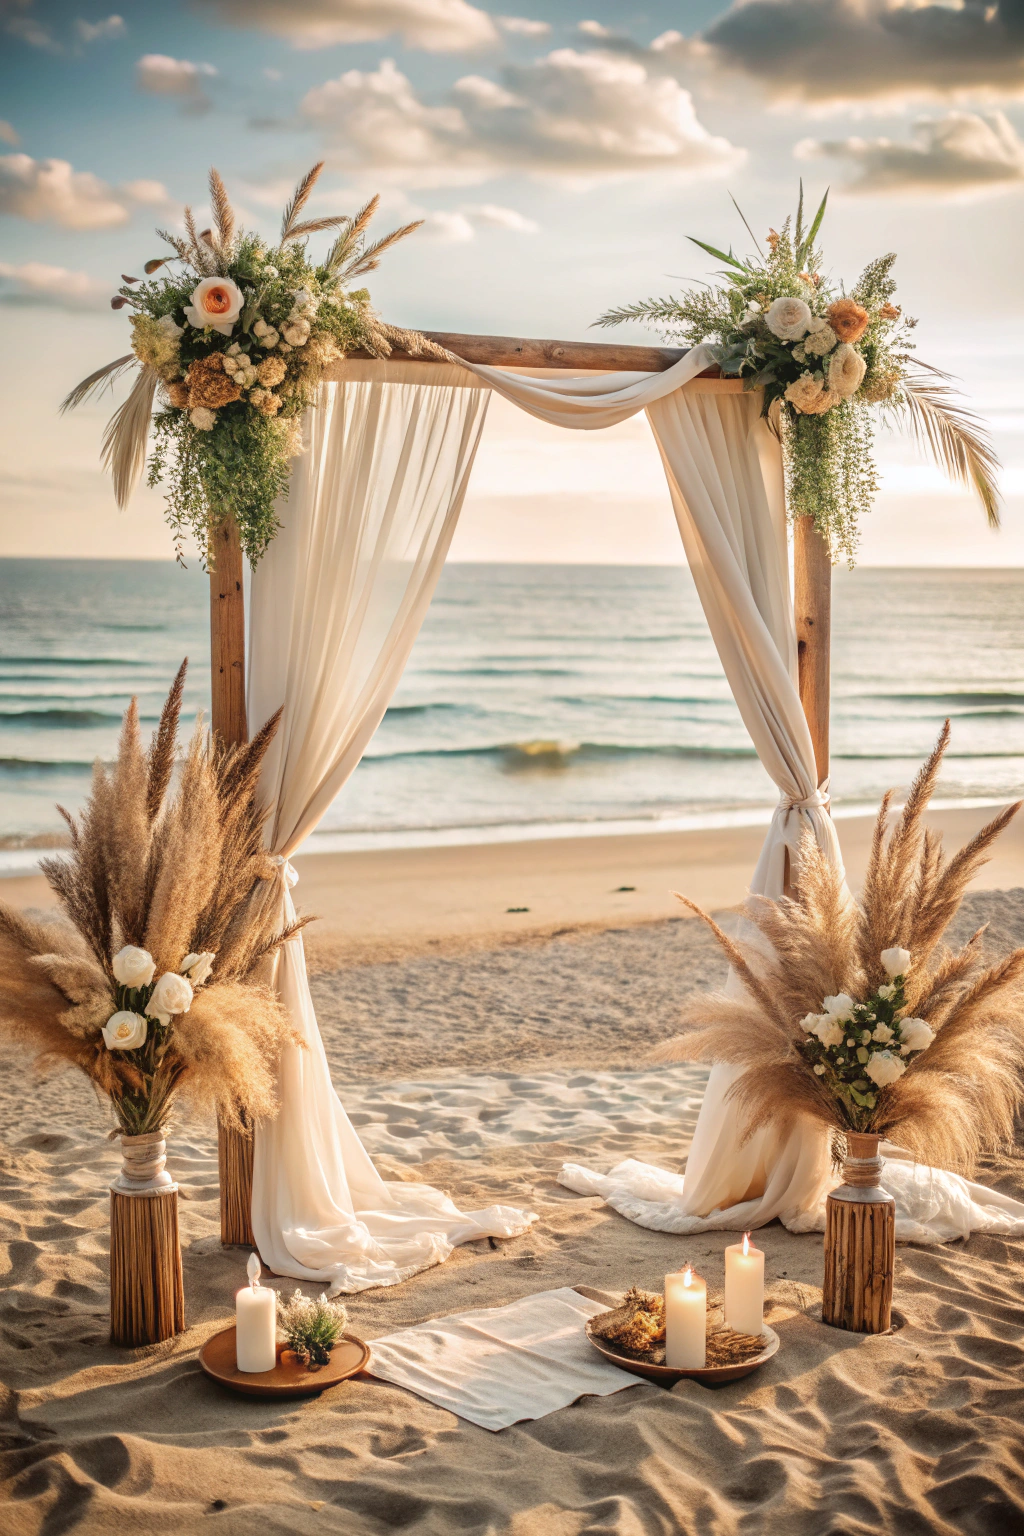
[{"x1": 247, "y1": 361, "x2": 534, "y2": 1293}]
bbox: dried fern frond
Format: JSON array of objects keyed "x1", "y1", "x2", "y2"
[
  {"x1": 59, "y1": 354, "x2": 137, "y2": 415},
  {"x1": 890, "y1": 363, "x2": 1001, "y2": 529},
  {"x1": 283, "y1": 214, "x2": 349, "y2": 242},
  {"x1": 100, "y1": 364, "x2": 158, "y2": 509},
  {"x1": 280, "y1": 161, "x2": 324, "y2": 242},
  {"x1": 208, "y1": 167, "x2": 236, "y2": 264}
]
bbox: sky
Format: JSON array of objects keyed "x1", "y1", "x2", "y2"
[{"x1": 1, "y1": 0, "x2": 1023, "y2": 565}]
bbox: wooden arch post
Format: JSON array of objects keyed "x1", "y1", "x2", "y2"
[{"x1": 210, "y1": 515, "x2": 255, "y2": 1247}]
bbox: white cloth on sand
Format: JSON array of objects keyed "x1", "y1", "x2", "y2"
[
  {"x1": 365, "y1": 1287, "x2": 638, "y2": 1431},
  {"x1": 559, "y1": 1147, "x2": 1024, "y2": 1244}
]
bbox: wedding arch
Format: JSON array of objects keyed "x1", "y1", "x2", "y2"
[{"x1": 198, "y1": 326, "x2": 840, "y2": 1282}]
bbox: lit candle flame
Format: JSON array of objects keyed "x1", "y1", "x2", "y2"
[
  {"x1": 742, "y1": 1232, "x2": 751, "y2": 1256},
  {"x1": 682, "y1": 1266, "x2": 693, "y2": 1288},
  {"x1": 246, "y1": 1252, "x2": 262, "y2": 1291}
]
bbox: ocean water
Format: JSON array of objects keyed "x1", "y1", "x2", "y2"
[{"x1": 1, "y1": 559, "x2": 1022, "y2": 867}]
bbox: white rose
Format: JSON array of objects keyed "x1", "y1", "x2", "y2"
[
  {"x1": 800, "y1": 1012, "x2": 824, "y2": 1033},
  {"x1": 156, "y1": 314, "x2": 184, "y2": 340},
  {"x1": 899, "y1": 1017, "x2": 935, "y2": 1054},
  {"x1": 877, "y1": 983, "x2": 896, "y2": 1000},
  {"x1": 102, "y1": 1010, "x2": 148, "y2": 1051},
  {"x1": 111, "y1": 945, "x2": 156, "y2": 989},
  {"x1": 290, "y1": 287, "x2": 313, "y2": 310},
  {"x1": 871, "y1": 1023, "x2": 894, "y2": 1043},
  {"x1": 864, "y1": 1050, "x2": 906, "y2": 1088},
  {"x1": 181, "y1": 951, "x2": 215, "y2": 986},
  {"x1": 813, "y1": 1063, "x2": 826, "y2": 1075},
  {"x1": 183, "y1": 276, "x2": 245, "y2": 336},
  {"x1": 263, "y1": 264, "x2": 279, "y2": 279},
  {"x1": 145, "y1": 970, "x2": 194, "y2": 1025},
  {"x1": 881, "y1": 947, "x2": 911, "y2": 978},
  {"x1": 765, "y1": 296, "x2": 812, "y2": 341},
  {"x1": 812, "y1": 1017, "x2": 845, "y2": 1048},
  {"x1": 803, "y1": 322, "x2": 838, "y2": 358},
  {"x1": 281, "y1": 321, "x2": 309, "y2": 348},
  {"x1": 828, "y1": 342, "x2": 868, "y2": 398},
  {"x1": 190, "y1": 406, "x2": 216, "y2": 431},
  {"x1": 823, "y1": 993, "x2": 855, "y2": 1021}
]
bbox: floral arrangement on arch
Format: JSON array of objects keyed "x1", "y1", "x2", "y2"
[
  {"x1": 598, "y1": 188, "x2": 1000, "y2": 563},
  {"x1": 655, "y1": 724, "x2": 1024, "y2": 1168},
  {"x1": 61, "y1": 164, "x2": 441, "y2": 566},
  {"x1": 0, "y1": 662, "x2": 305, "y2": 1137}
]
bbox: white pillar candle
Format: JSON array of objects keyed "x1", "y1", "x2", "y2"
[
  {"x1": 724, "y1": 1231, "x2": 765, "y2": 1336},
  {"x1": 664, "y1": 1265, "x2": 706, "y2": 1369},
  {"x1": 235, "y1": 1253, "x2": 276, "y2": 1373}
]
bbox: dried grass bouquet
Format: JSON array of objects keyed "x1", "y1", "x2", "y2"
[
  {"x1": 656, "y1": 724, "x2": 1024, "y2": 1174},
  {"x1": 0, "y1": 661, "x2": 304, "y2": 1137},
  {"x1": 278, "y1": 1290, "x2": 349, "y2": 1370}
]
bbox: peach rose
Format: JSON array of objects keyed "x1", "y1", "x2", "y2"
[
  {"x1": 184, "y1": 276, "x2": 244, "y2": 336},
  {"x1": 826, "y1": 299, "x2": 869, "y2": 344}
]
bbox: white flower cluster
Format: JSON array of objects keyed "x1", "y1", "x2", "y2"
[
  {"x1": 765, "y1": 297, "x2": 867, "y2": 416},
  {"x1": 223, "y1": 343, "x2": 258, "y2": 389},
  {"x1": 101, "y1": 945, "x2": 215, "y2": 1052},
  {"x1": 799, "y1": 946, "x2": 935, "y2": 1096}
]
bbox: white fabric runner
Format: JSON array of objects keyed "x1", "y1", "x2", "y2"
[
  {"x1": 365, "y1": 1287, "x2": 637, "y2": 1430},
  {"x1": 247, "y1": 363, "x2": 534, "y2": 1293}
]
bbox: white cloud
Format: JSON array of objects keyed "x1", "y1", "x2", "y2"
[
  {"x1": 696, "y1": 0, "x2": 1024, "y2": 106},
  {"x1": 464, "y1": 201, "x2": 539, "y2": 231},
  {"x1": 136, "y1": 54, "x2": 217, "y2": 107},
  {"x1": 191, "y1": 0, "x2": 499, "y2": 52},
  {"x1": 421, "y1": 210, "x2": 476, "y2": 241},
  {"x1": 0, "y1": 153, "x2": 169, "y2": 229},
  {"x1": 798, "y1": 111, "x2": 1024, "y2": 194},
  {"x1": 301, "y1": 50, "x2": 742, "y2": 185},
  {"x1": 0, "y1": 260, "x2": 108, "y2": 309},
  {"x1": 579, "y1": 20, "x2": 612, "y2": 39},
  {"x1": 498, "y1": 16, "x2": 550, "y2": 37},
  {"x1": 77, "y1": 14, "x2": 125, "y2": 43},
  {"x1": 0, "y1": 121, "x2": 19, "y2": 146}
]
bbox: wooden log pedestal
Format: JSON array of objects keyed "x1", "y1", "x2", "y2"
[
  {"x1": 109, "y1": 1133, "x2": 185, "y2": 1347},
  {"x1": 821, "y1": 1132, "x2": 895, "y2": 1334}
]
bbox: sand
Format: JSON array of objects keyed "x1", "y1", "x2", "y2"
[{"x1": 2, "y1": 816, "x2": 1024, "y2": 1534}]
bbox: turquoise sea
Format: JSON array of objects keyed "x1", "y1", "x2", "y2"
[{"x1": 0, "y1": 559, "x2": 1022, "y2": 868}]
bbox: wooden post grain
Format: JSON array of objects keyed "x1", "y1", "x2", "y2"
[
  {"x1": 793, "y1": 514, "x2": 831, "y2": 788},
  {"x1": 210, "y1": 515, "x2": 255, "y2": 1247},
  {"x1": 110, "y1": 1189, "x2": 185, "y2": 1346}
]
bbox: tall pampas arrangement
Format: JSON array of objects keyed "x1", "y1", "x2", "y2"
[
  {"x1": 655, "y1": 725, "x2": 1024, "y2": 1333},
  {"x1": 0, "y1": 662, "x2": 304, "y2": 1344}
]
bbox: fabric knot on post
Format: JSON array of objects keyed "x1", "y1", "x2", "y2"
[
  {"x1": 270, "y1": 852, "x2": 299, "y2": 890},
  {"x1": 779, "y1": 778, "x2": 831, "y2": 814}
]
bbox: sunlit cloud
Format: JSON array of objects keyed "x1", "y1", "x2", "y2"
[
  {"x1": 0, "y1": 260, "x2": 108, "y2": 309},
  {"x1": 0, "y1": 153, "x2": 170, "y2": 229},
  {"x1": 798, "y1": 111, "x2": 1024, "y2": 194},
  {"x1": 191, "y1": 0, "x2": 499, "y2": 52}
]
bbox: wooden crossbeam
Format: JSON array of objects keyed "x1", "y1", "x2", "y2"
[{"x1": 350, "y1": 330, "x2": 720, "y2": 374}]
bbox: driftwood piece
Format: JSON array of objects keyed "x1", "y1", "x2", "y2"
[
  {"x1": 822, "y1": 1192, "x2": 895, "y2": 1333},
  {"x1": 110, "y1": 1189, "x2": 185, "y2": 1346}
]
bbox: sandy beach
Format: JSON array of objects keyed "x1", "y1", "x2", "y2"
[{"x1": 2, "y1": 810, "x2": 1024, "y2": 1533}]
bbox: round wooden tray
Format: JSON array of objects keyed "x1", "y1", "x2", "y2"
[
  {"x1": 586, "y1": 1321, "x2": 779, "y2": 1386},
  {"x1": 199, "y1": 1326, "x2": 370, "y2": 1398}
]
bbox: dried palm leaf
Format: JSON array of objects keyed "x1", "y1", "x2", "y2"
[
  {"x1": 100, "y1": 364, "x2": 158, "y2": 509},
  {"x1": 59, "y1": 354, "x2": 137, "y2": 415},
  {"x1": 280, "y1": 161, "x2": 324, "y2": 242},
  {"x1": 890, "y1": 363, "x2": 1001, "y2": 529}
]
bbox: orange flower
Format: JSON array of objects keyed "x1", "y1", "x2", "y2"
[
  {"x1": 879, "y1": 302, "x2": 901, "y2": 321},
  {"x1": 826, "y1": 299, "x2": 869, "y2": 344},
  {"x1": 165, "y1": 380, "x2": 189, "y2": 409}
]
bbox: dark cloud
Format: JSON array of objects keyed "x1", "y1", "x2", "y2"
[{"x1": 697, "y1": 0, "x2": 1024, "y2": 104}]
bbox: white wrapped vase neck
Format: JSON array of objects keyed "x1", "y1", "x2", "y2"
[{"x1": 112, "y1": 1130, "x2": 177, "y2": 1196}]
